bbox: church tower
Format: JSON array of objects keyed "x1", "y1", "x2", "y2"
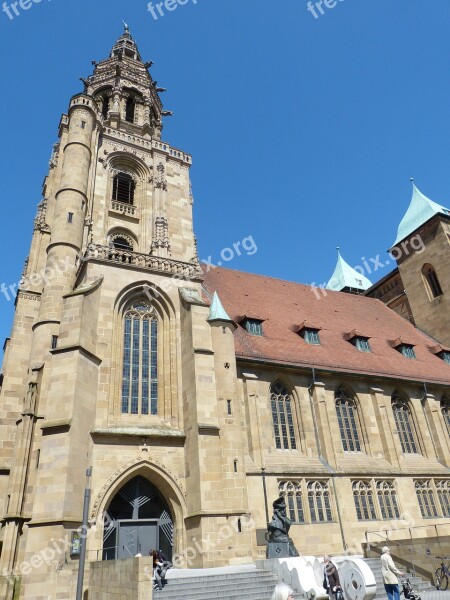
[{"x1": 0, "y1": 27, "x2": 251, "y2": 599}]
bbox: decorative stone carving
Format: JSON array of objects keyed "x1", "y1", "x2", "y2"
[
  {"x1": 154, "y1": 162, "x2": 167, "y2": 190},
  {"x1": 84, "y1": 244, "x2": 203, "y2": 280},
  {"x1": 151, "y1": 213, "x2": 171, "y2": 256},
  {"x1": 34, "y1": 199, "x2": 51, "y2": 233},
  {"x1": 49, "y1": 142, "x2": 60, "y2": 169}
]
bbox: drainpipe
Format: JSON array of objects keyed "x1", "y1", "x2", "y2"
[{"x1": 308, "y1": 370, "x2": 348, "y2": 551}]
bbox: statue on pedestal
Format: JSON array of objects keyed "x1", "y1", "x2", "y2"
[{"x1": 265, "y1": 496, "x2": 299, "y2": 558}]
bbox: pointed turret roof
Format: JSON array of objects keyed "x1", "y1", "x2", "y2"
[
  {"x1": 326, "y1": 248, "x2": 372, "y2": 292},
  {"x1": 208, "y1": 292, "x2": 233, "y2": 323},
  {"x1": 393, "y1": 180, "x2": 450, "y2": 247},
  {"x1": 110, "y1": 23, "x2": 142, "y2": 62}
]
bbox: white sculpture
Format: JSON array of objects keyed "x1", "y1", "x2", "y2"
[{"x1": 256, "y1": 556, "x2": 376, "y2": 600}]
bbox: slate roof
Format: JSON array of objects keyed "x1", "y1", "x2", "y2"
[{"x1": 203, "y1": 267, "x2": 450, "y2": 387}]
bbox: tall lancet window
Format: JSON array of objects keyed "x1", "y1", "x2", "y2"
[
  {"x1": 335, "y1": 387, "x2": 362, "y2": 452},
  {"x1": 270, "y1": 381, "x2": 297, "y2": 450},
  {"x1": 392, "y1": 393, "x2": 419, "y2": 454},
  {"x1": 122, "y1": 301, "x2": 158, "y2": 416}
]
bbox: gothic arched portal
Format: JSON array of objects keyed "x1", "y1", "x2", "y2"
[{"x1": 103, "y1": 475, "x2": 174, "y2": 560}]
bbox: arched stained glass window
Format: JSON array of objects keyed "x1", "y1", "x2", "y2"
[
  {"x1": 279, "y1": 481, "x2": 305, "y2": 524},
  {"x1": 392, "y1": 393, "x2": 419, "y2": 454},
  {"x1": 352, "y1": 481, "x2": 376, "y2": 521},
  {"x1": 437, "y1": 480, "x2": 450, "y2": 518},
  {"x1": 122, "y1": 301, "x2": 158, "y2": 416},
  {"x1": 415, "y1": 480, "x2": 438, "y2": 518},
  {"x1": 376, "y1": 481, "x2": 400, "y2": 520},
  {"x1": 307, "y1": 481, "x2": 333, "y2": 523},
  {"x1": 270, "y1": 381, "x2": 297, "y2": 450},
  {"x1": 335, "y1": 388, "x2": 362, "y2": 452}
]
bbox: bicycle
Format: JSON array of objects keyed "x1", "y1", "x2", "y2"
[{"x1": 435, "y1": 556, "x2": 450, "y2": 590}]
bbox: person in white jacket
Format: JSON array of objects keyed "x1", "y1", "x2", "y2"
[{"x1": 380, "y1": 546, "x2": 404, "y2": 600}]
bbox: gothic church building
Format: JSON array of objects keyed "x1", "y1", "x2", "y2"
[{"x1": 1, "y1": 28, "x2": 450, "y2": 600}]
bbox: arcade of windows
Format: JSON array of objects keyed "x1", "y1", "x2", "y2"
[
  {"x1": 279, "y1": 480, "x2": 333, "y2": 524},
  {"x1": 352, "y1": 480, "x2": 400, "y2": 521},
  {"x1": 415, "y1": 479, "x2": 450, "y2": 519},
  {"x1": 270, "y1": 384, "x2": 450, "y2": 460}
]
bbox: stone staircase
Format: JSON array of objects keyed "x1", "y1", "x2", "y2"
[
  {"x1": 363, "y1": 558, "x2": 435, "y2": 599},
  {"x1": 154, "y1": 565, "x2": 279, "y2": 599}
]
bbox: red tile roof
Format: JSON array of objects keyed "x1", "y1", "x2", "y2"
[{"x1": 202, "y1": 267, "x2": 450, "y2": 387}]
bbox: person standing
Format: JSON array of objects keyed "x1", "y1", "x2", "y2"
[
  {"x1": 323, "y1": 555, "x2": 341, "y2": 599},
  {"x1": 380, "y1": 546, "x2": 404, "y2": 600}
]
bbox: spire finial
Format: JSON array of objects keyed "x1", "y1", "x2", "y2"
[
  {"x1": 410, "y1": 177, "x2": 414, "y2": 183},
  {"x1": 336, "y1": 246, "x2": 341, "y2": 255},
  {"x1": 122, "y1": 20, "x2": 130, "y2": 34}
]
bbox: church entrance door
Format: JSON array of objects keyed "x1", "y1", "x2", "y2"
[
  {"x1": 103, "y1": 475, "x2": 174, "y2": 561},
  {"x1": 117, "y1": 519, "x2": 159, "y2": 558}
]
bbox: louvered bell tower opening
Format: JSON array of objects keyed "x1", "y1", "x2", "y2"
[{"x1": 103, "y1": 476, "x2": 174, "y2": 561}]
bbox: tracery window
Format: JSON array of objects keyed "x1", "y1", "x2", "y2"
[
  {"x1": 376, "y1": 481, "x2": 400, "y2": 520},
  {"x1": 335, "y1": 388, "x2": 362, "y2": 452},
  {"x1": 415, "y1": 480, "x2": 438, "y2": 518},
  {"x1": 436, "y1": 480, "x2": 450, "y2": 518},
  {"x1": 352, "y1": 481, "x2": 376, "y2": 521},
  {"x1": 392, "y1": 393, "x2": 419, "y2": 454},
  {"x1": 307, "y1": 481, "x2": 333, "y2": 523},
  {"x1": 279, "y1": 481, "x2": 305, "y2": 523},
  {"x1": 121, "y1": 301, "x2": 158, "y2": 416},
  {"x1": 270, "y1": 381, "x2": 297, "y2": 450}
]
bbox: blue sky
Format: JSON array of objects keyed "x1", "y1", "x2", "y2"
[{"x1": 1, "y1": 0, "x2": 450, "y2": 347}]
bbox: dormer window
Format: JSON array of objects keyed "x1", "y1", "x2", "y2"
[
  {"x1": 440, "y1": 351, "x2": 450, "y2": 365},
  {"x1": 296, "y1": 321, "x2": 321, "y2": 345},
  {"x1": 400, "y1": 344, "x2": 416, "y2": 359},
  {"x1": 112, "y1": 172, "x2": 135, "y2": 205},
  {"x1": 390, "y1": 337, "x2": 416, "y2": 359},
  {"x1": 355, "y1": 337, "x2": 371, "y2": 353},
  {"x1": 303, "y1": 329, "x2": 320, "y2": 345},
  {"x1": 344, "y1": 330, "x2": 371, "y2": 353},
  {"x1": 244, "y1": 319, "x2": 263, "y2": 336}
]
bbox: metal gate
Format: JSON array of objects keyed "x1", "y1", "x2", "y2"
[{"x1": 103, "y1": 476, "x2": 174, "y2": 560}]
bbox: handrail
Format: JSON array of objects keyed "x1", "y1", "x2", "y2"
[
  {"x1": 365, "y1": 531, "x2": 434, "y2": 565},
  {"x1": 365, "y1": 521, "x2": 450, "y2": 538}
]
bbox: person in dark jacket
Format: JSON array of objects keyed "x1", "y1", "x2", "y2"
[{"x1": 323, "y1": 555, "x2": 341, "y2": 599}]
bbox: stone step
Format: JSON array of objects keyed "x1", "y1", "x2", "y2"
[{"x1": 154, "y1": 569, "x2": 279, "y2": 599}]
